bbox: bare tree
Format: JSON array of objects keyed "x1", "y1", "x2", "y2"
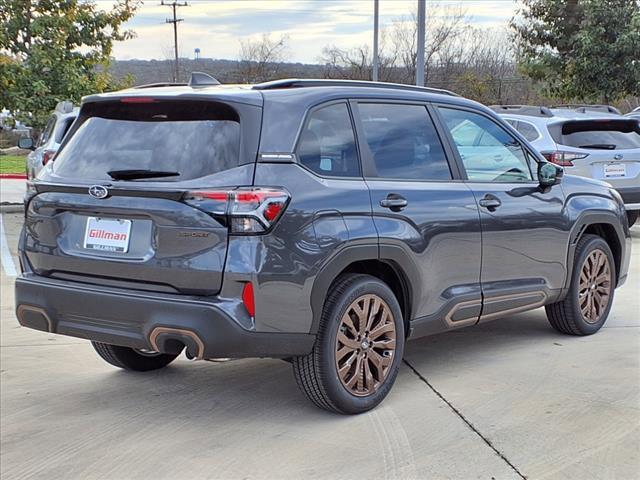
[
  {"x1": 320, "y1": 29, "x2": 398, "y2": 81},
  {"x1": 390, "y1": 3, "x2": 468, "y2": 84},
  {"x1": 238, "y1": 34, "x2": 289, "y2": 83}
]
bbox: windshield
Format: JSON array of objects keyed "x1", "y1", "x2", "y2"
[{"x1": 52, "y1": 100, "x2": 240, "y2": 181}]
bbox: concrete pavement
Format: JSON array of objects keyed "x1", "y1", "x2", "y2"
[
  {"x1": 1, "y1": 211, "x2": 638, "y2": 479},
  {"x1": 0, "y1": 179, "x2": 25, "y2": 205}
]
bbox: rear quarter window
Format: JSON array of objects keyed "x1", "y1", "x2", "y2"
[
  {"x1": 53, "y1": 100, "x2": 241, "y2": 181},
  {"x1": 296, "y1": 103, "x2": 360, "y2": 177}
]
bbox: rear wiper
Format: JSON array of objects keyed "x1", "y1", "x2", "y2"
[
  {"x1": 578, "y1": 144, "x2": 616, "y2": 150},
  {"x1": 107, "y1": 169, "x2": 180, "y2": 180}
]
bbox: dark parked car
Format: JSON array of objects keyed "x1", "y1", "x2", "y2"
[{"x1": 15, "y1": 76, "x2": 632, "y2": 414}]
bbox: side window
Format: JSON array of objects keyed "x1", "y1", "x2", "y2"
[
  {"x1": 439, "y1": 107, "x2": 534, "y2": 183},
  {"x1": 296, "y1": 103, "x2": 359, "y2": 177},
  {"x1": 38, "y1": 115, "x2": 56, "y2": 147},
  {"x1": 357, "y1": 103, "x2": 451, "y2": 180},
  {"x1": 55, "y1": 117, "x2": 76, "y2": 143},
  {"x1": 516, "y1": 121, "x2": 540, "y2": 142}
]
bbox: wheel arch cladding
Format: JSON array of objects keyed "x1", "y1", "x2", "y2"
[
  {"x1": 583, "y1": 223, "x2": 621, "y2": 285},
  {"x1": 309, "y1": 246, "x2": 412, "y2": 335},
  {"x1": 570, "y1": 212, "x2": 624, "y2": 287},
  {"x1": 340, "y1": 259, "x2": 411, "y2": 333}
]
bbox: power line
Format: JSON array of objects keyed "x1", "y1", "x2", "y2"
[{"x1": 161, "y1": 0, "x2": 189, "y2": 82}]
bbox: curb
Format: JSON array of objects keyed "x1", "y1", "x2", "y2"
[
  {"x1": 0, "y1": 174, "x2": 27, "y2": 179},
  {"x1": 0, "y1": 204, "x2": 24, "y2": 213}
]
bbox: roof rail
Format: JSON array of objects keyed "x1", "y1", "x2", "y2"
[
  {"x1": 489, "y1": 105, "x2": 554, "y2": 118},
  {"x1": 551, "y1": 104, "x2": 622, "y2": 115},
  {"x1": 133, "y1": 82, "x2": 187, "y2": 89},
  {"x1": 252, "y1": 78, "x2": 459, "y2": 96}
]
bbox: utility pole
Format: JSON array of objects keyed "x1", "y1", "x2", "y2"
[
  {"x1": 416, "y1": 0, "x2": 425, "y2": 86},
  {"x1": 161, "y1": 0, "x2": 188, "y2": 83},
  {"x1": 372, "y1": 0, "x2": 379, "y2": 82}
]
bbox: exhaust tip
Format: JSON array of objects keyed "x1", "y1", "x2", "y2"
[
  {"x1": 149, "y1": 327, "x2": 205, "y2": 360},
  {"x1": 16, "y1": 305, "x2": 52, "y2": 332}
]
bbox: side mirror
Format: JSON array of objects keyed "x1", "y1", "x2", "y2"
[
  {"x1": 538, "y1": 162, "x2": 563, "y2": 188},
  {"x1": 18, "y1": 137, "x2": 34, "y2": 150}
]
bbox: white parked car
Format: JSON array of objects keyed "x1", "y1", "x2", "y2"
[
  {"x1": 492, "y1": 104, "x2": 640, "y2": 226},
  {"x1": 20, "y1": 102, "x2": 78, "y2": 179}
]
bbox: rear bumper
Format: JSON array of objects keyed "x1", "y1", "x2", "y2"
[
  {"x1": 615, "y1": 186, "x2": 640, "y2": 210},
  {"x1": 14, "y1": 274, "x2": 315, "y2": 359}
]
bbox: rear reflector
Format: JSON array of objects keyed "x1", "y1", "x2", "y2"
[
  {"x1": 242, "y1": 282, "x2": 255, "y2": 317},
  {"x1": 183, "y1": 187, "x2": 290, "y2": 234}
]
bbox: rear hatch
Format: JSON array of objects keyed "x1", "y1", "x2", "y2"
[
  {"x1": 23, "y1": 96, "x2": 262, "y2": 295},
  {"x1": 548, "y1": 118, "x2": 640, "y2": 186}
]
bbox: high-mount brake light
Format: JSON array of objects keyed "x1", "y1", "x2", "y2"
[
  {"x1": 541, "y1": 151, "x2": 589, "y2": 167},
  {"x1": 184, "y1": 187, "x2": 290, "y2": 233},
  {"x1": 120, "y1": 97, "x2": 158, "y2": 104}
]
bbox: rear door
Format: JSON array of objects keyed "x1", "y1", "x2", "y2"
[
  {"x1": 24, "y1": 98, "x2": 262, "y2": 295},
  {"x1": 437, "y1": 106, "x2": 567, "y2": 320},
  {"x1": 352, "y1": 100, "x2": 483, "y2": 334}
]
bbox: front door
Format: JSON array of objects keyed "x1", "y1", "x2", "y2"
[
  {"x1": 437, "y1": 106, "x2": 567, "y2": 321},
  {"x1": 352, "y1": 101, "x2": 483, "y2": 336}
]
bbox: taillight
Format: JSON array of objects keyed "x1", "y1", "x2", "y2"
[
  {"x1": 183, "y1": 187, "x2": 290, "y2": 234},
  {"x1": 541, "y1": 151, "x2": 588, "y2": 167},
  {"x1": 42, "y1": 150, "x2": 56, "y2": 166}
]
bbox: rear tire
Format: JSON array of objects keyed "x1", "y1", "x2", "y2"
[
  {"x1": 627, "y1": 210, "x2": 639, "y2": 227},
  {"x1": 292, "y1": 274, "x2": 405, "y2": 414},
  {"x1": 92, "y1": 341, "x2": 179, "y2": 371},
  {"x1": 545, "y1": 234, "x2": 615, "y2": 336}
]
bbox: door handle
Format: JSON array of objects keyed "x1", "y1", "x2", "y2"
[
  {"x1": 380, "y1": 194, "x2": 408, "y2": 211},
  {"x1": 479, "y1": 194, "x2": 501, "y2": 211}
]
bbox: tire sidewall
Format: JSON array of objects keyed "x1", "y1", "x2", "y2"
[
  {"x1": 568, "y1": 236, "x2": 616, "y2": 335},
  {"x1": 318, "y1": 277, "x2": 405, "y2": 414}
]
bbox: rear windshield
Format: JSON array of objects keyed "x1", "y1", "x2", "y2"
[
  {"x1": 552, "y1": 119, "x2": 640, "y2": 150},
  {"x1": 52, "y1": 100, "x2": 240, "y2": 181}
]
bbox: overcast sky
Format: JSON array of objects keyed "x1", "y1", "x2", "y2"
[{"x1": 104, "y1": 0, "x2": 518, "y2": 63}]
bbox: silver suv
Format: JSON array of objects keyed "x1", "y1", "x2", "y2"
[{"x1": 492, "y1": 105, "x2": 640, "y2": 226}]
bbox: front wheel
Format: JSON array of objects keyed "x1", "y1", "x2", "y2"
[
  {"x1": 292, "y1": 274, "x2": 405, "y2": 414},
  {"x1": 92, "y1": 341, "x2": 180, "y2": 371},
  {"x1": 546, "y1": 234, "x2": 615, "y2": 335}
]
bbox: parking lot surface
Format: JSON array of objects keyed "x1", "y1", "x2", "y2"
[{"x1": 1, "y1": 211, "x2": 639, "y2": 479}]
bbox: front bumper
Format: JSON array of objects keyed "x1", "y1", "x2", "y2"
[{"x1": 15, "y1": 274, "x2": 315, "y2": 359}]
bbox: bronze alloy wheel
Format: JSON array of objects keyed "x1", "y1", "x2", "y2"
[
  {"x1": 578, "y1": 248, "x2": 612, "y2": 324},
  {"x1": 335, "y1": 294, "x2": 397, "y2": 397}
]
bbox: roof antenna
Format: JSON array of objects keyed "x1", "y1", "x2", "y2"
[{"x1": 189, "y1": 72, "x2": 220, "y2": 87}]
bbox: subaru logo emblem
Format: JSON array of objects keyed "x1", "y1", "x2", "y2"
[
  {"x1": 614, "y1": 154, "x2": 623, "y2": 160},
  {"x1": 88, "y1": 185, "x2": 109, "y2": 199}
]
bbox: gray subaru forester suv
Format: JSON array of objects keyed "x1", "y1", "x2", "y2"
[{"x1": 15, "y1": 76, "x2": 632, "y2": 414}]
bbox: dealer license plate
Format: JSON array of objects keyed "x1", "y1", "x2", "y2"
[
  {"x1": 83, "y1": 217, "x2": 132, "y2": 253},
  {"x1": 604, "y1": 163, "x2": 626, "y2": 178}
]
